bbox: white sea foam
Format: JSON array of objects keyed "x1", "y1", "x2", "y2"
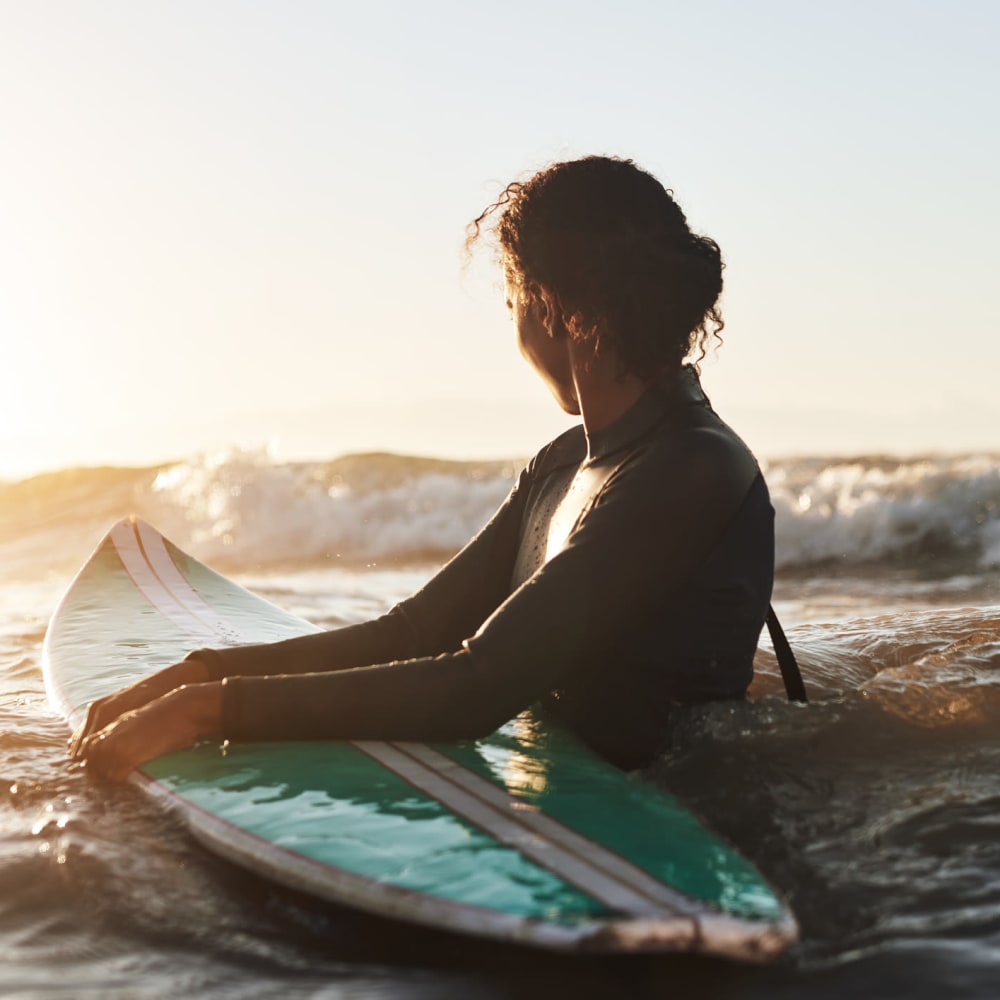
[
  {"x1": 766, "y1": 454, "x2": 1000, "y2": 569},
  {"x1": 2, "y1": 448, "x2": 998, "y2": 579},
  {"x1": 150, "y1": 449, "x2": 998, "y2": 572},
  {"x1": 979, "y1": 520, "x2": 1000, "y2": 569},
  {"x1": 146, "y1": 448, "x2": 517, "y2": 567}
]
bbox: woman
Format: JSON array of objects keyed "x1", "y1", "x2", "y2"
[{"x1": 72, "y1": 155, "x2": 774, "y2": 780}]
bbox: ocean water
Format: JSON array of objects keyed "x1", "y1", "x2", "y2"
[{"x1": 2, "y1": 449, "x2": 999, "y2": 998}]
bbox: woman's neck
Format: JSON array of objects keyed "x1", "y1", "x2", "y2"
[{"x1": 568, "y1": 344, "x2": 652, "y2": 436}]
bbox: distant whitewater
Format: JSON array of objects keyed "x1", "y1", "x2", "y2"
[{"x1": 3, "y1": 448, "x2": 999, "y2": 586}]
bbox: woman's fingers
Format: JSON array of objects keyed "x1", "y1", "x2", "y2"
[
  {"x1": 67, "y1": 658, "x2": 210, "y2": 761},
  {"x1": 79, "y1": 717, "x2": 146, "y2": 783},
  {"x1": 69, "y1": 684, "x2": 147, "y2": 757},
  {"x1": 69, "y1": 697, "x2": 117, "y2": 759},
  {"x1": 76, "y1": 682, "x2": 224, "y2": 783}
]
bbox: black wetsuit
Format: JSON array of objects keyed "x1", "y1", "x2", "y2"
[{"x1": 192, "y1": 367, "x2": 774, "y2": 770}]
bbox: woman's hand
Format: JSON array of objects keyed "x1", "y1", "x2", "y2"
[
  {"x1": 69, "y1": 658, "x2": 210, "y2": 760},
  {"x1": 73, "y1": 681, "x2": 224, "y2": 783}
]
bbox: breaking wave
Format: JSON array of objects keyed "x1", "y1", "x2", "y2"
[{"x1": 2, "y1": 448, "x2": 999, "y2": 580}]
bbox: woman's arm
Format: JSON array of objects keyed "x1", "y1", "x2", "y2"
[
  {"x1": 224, "y1": 426, "x2": 759, "y2": 734},
  {"x1": 77, "y1": 426, "x2": 759, "y2": 779}
]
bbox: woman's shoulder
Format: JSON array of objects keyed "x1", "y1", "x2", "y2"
[
  {"x1": 640, "y1": 402, "x2": 762, "y2": 499},
  {"x1": 524, "y1": 424, "x2": 588, "y2": 480}
]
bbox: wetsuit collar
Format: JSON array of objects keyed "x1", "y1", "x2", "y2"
[{"x1": 585, "y1": 365, "x2": 707, "y2": 462}]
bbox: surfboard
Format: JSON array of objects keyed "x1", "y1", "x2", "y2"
[{"x1": 43, "y1": 517, "x2": 798, "y2": 959}]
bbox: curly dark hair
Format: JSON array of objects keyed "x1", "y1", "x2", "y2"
[{"x1": 467, "y1": 155, "x2": 724, "y2": 378}]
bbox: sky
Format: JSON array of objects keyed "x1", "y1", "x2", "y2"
[{"x1": 1, "y1": 0, "x2": 998, "y2": 478}]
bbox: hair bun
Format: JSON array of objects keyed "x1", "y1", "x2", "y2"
[{"x1": 469, "y1": 156, "x2": 725, "y2": 377}]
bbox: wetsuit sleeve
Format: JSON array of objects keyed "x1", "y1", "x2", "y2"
[
  {"x1": 217, "y1": 427, "x2": 759, "y2": 743},
  {"x1": 190, "y1": 468, "x2": 529, "y2": 682}
]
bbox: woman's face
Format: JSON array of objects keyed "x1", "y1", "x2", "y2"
[{"x1": 504, "y1": 276, "x2": 580, "y2": 415}]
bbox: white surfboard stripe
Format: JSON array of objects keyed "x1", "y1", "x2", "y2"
[
  {"x1": 118, "y1": 518, "x2": 711, "y2": 921},
  {"x1": 110, "y1": 520, "x2": 218, "y2": 643},
  {"x1": 134, "y1": 519, "x2": 238, "y2": 640},
  {"x1": 388, "y1": 741, "x2": 703, "y2": 917},
  {"x1": 356, "y1": 740, "x2": 697, "y2": 919}
]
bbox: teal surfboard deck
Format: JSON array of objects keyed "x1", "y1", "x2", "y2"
[{"x1": 43, "y1": 518, "x2": 797, "y2": 959}]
